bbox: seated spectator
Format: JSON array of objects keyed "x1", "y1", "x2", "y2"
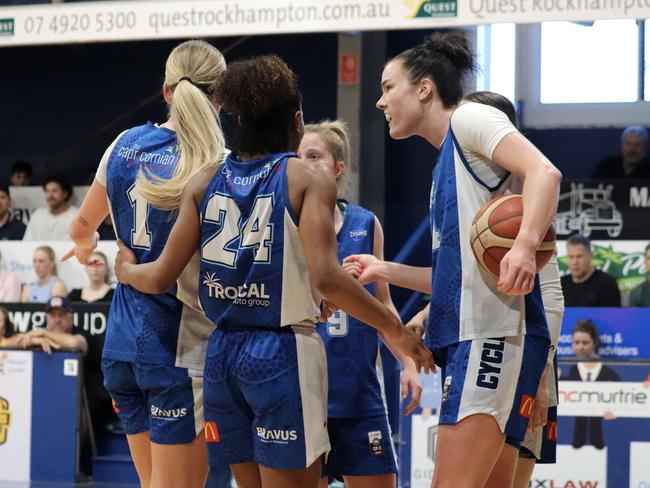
[
  {"x1": 0, "y1": 183, "x2": 26, "y2": 240},
  {"x1": 21, "y1": 245, "x2": 68, "y2": 303},
  {"x1": 10, "y1": 160, "x2": 33, "y2": 187},
  {"x1": 593, "y1": 125, "x2": 650, "y2": 178},
  {"x1": 561, "y1": 234, "x2": 621, "y2": 307},
  {"x1": 629, "y1": 242, "x2": 650, "y2": 307},
  {"x1": 68, "y1": 251, "x2": 114, "y2": 303},
  {"x1": 23, "y1": 175, "x2": 78, "y2": 241},
  {"x1": 0, "y1": 306, "x2": 17, "y2": 347},
  {"x1": 7, "y1": 296, "x2": 87, "y2": 354},
  {"x1": 0, "y1": 251, "x2": 22, "y2": 302}
]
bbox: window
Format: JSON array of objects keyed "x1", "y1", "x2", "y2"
[{"x1": 476, "y1": 23, "x2": 516, "y2": 103}]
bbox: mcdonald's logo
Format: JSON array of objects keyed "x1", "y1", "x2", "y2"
[
  {"x1": 205, "y1": 421, "x2": 220, "y2": 443},
  {"x1": 546, "y1": 421, "x2": 558, "y2": 441},
  {"x1": 0, "y1": 396, "x2": 11, "y2": 445},
  {"x1": 518, "y1": 394, "x2": 534, "y2": 418},
  {"x1": 112, "y1": 399, "x2": 121, "y2": 414}
]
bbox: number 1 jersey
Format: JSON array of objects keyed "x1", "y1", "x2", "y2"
[{"x1": 198, "y1": 152, "x2": 321, "y2": 330}]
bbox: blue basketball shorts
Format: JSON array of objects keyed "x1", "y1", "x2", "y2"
[
  {"x1": 432, "y1": 334, "x2": 549, "y2": 446},
  {"x1": 203, "y1": 325, "x2": 329, "y2": 469},
  {"x1": 102, "y1": 359, "x2": 204, "y2": 445},
  {"x1": 323, "y1": 413, "x2": 397, "y2": 478}
]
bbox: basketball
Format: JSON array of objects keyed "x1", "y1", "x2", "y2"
[{"x1": 470, "y1": 194, "x2": 556, "y2": 277}]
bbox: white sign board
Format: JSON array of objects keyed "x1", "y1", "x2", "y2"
[
  {"x1": 630, "y1": 442, "x2": 650, "y2": 488},
  {"x1": 410, "y1": 413, "x2": 438, "y2": 488},
  {"x1": 0, "y1": 350, "x2": 33, "y2": 482},
  {"x1": 557, "y1": 381, "x2": 650, "y2": 418},
  {"x1": 0, "y1": 0, "x2": 648, "y2": 47},
  {"x1": 9, "y1": 185, "x2": 89, "y2": 227},
  {"x1": 533, "y1": 445, "x2": 607, "y2": 488}
]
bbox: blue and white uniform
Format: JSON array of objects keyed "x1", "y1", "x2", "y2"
[
  {"x1": 96, "y1": 122, "x2": 216, "y2": 444},
  {"x1": 427, "y1": 102, "x2": 550, "y2": 445},
  {"x1": 319, "y1": 202, "x2": 397, "y2": 478},
  {"x1": 199, "y1": 152, "x2": 328, "y2": 469}
]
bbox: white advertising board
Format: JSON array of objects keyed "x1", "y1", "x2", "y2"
[{"x1": 0, "y1": 350, "x2": 33, "y2": 482}]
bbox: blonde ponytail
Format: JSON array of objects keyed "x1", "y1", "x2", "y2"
[
  {"x1": 137, "y1": 40, "x2": 226, "y2": 210},
  {"x1": 304, "y1": 119, "x2": 352, "y2": 195}
]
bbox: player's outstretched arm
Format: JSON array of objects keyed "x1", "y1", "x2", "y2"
[
  {"x1": 65, "y1": 180, "x2": 110, "y2": 265},
  {"x1": 492, "y1": 133, "x2": 562, "y2": 296},
  {"x1": 292, "y1": 161, "x2": 434, "y2": 373},
  {"x1": 343, "y1": 254, "x2": 433, "y2": 294},
  {"x1": 115, "y1": 171, "x2": 208, "y2": 294}
]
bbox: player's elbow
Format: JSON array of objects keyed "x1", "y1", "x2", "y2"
[
  {"x1": 544, "y1": 164, "x2": 563, "y2": 186},
  {"x1": 68, "y1": 218, "x2": 90, "y2": 243},
  {"x1": 312, "y1": 267, "x2": 340, "y2": 299}
]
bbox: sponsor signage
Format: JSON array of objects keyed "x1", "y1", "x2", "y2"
[
  {"x1": 533, "y1": 445, "x2": 607, "y2": 488},
  {"x1": 410, "y1": 414, "x2": 438, "y2": 488},
  {"x1": 0, "y1": 351, "x2": 32, "y2": 481},
  {"x1": 557, "y1": 381, "x2": 650, "y2": 418},
  {"x1": 556, "y1": 180, "x2": 650, "y2": 241},
  {"x1": 0, "y1": 0, "x2": 647, "y2": 47},
  {"x1": 630, "y1": 442, "x2": 650, "y2": 487},
  {"x1": 558, "y1": 307, "x2": 650, "y2": 360}
]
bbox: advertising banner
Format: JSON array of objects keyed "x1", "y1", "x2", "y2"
[
  {"x1": 557, "y1": 381, "x2": 650, "y2": 418},
  {"x1": 558, "y1": 308, "x2": 650, "y2": 360},
  {"x1": 533, "y1": 445, "x2": 607, "y2": 488},
  {"x1": 0, "y1": 0, "x2": 648, "y2": 47},
  {"x1": 0, "y1": 350, "x2": 33, "y2": 482},
  {"x1": 8, "y1": 185, "x2": 89, "y2": 227}
]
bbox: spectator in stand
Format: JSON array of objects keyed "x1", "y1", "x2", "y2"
[
  {"x1": 0, "y1": 307, "x2": 17, "y2": 347},
  {"x1": 23, "y1": 175, "x2": 78, "y2": 241},
  {"x1": 561, "y1": 234, "x2": 621, "y2": 307},
  {"x1": 10, "y1": 160, "x2": 33, "y2": 187},
  {"x1": 68, "y1": 251, "x2": 114, "y2": 303},
  {"x1": 4, "y1": 296, "x2": 87, "y2": 354},
  {"x1": 21, "y1": 245, "x2": 68, "y2": 303},
  {"x1": 629, "y1": 243, "x2": 650, "y2": 307},
  {"x1": 0, "y1": 184, "x2": 26, "y2": 240},
  {"x1": 593, "y1": 125, "x2": 650, "y2": 178}
]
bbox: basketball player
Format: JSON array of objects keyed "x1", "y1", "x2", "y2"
[
  {"x1": 298, "y1": 120, "x2": 421, "y2": 488},
  {"x1": 113, "y1": 55, "x2": 434, "y2": 488},
  {"x1": 346, "y1": 34, "x2": 562, "y2": 487},
  {"x1": 63, "y1": 40, "x2": 227, "y2": 488}
]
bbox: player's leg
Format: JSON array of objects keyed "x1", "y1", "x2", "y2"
[
  {"x1": 345, "y1": 473, "x2": 396, "y2": 488},
  {"x1": 142, "y1": 369, "x2": 209, "y2": 488},
  {"x1": 259, "y1": 457, "x2": 324, "y2": 488},
  {"x1": 102, "y1": 359, "x2": 152, "y2": 487},
  {"x1": 432, "y1": 414, "x2": 505, "y2": 487},
  {"x1": 484, "y1": 441, "x2": 518, "y2": 488},
  {"x1": 513, "y1": 457, "x2": 536, "y2": 488},
  {"x1": 317, "y1": 476, "x2": 329, "y2": 488},
  {"x1": 231, "y1": 462, "x2": 263, "y2": 488},
  {"x1": 150, "y1": 433, "x2": 208, "y2": 488},
  {"x1": 126, "y1": 432, "x2": 153, "y2": 488}
]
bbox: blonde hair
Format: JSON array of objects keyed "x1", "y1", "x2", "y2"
[
  {"x1": 303, "y1": 120, "x2": 352, "y2": 195},
  {"x1": 137, "y1": 40, "x2": 226, "y2": 210},
  {"x1": 35, "y1": 245, "x2": 58, "y2": 276}
]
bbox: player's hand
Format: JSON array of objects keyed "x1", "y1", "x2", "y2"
[
  {"x1": 114, "y1": 240, "x2": 137, "y2": 284},
  {"x1": 401, "y1": 357, "x2": 423, "y2": 415},
  {"x1": 497, "y1": 243, "x2": 536, "y2": 296},
  {"x1": 342, "y1": 254, "x2": 384, "y2": 285},
  {"x1": 319, "y1": 300, "x2": 337, "y2": 322},
  {"x1": 405, "y1": 315, "x2": 426, "y2": 340},
  {"x1": 384, "y1": 324, "x2": 435, "y2": 374},
  {"x1": 527, "y1": 386, "x2": 549, "y2": 433},
  {"x1": 61, "y1": 232, "x2": 100, "y2": 266}
]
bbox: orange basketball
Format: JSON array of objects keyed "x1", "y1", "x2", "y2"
[{"x1": 470, "y1": 194, "x2": 556, "y2": 277}]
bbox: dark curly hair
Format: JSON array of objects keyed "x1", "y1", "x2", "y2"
[
  {"x1": 394, "y1": 31, "x2": 477, "y2": 108},
  {"x1": 216, "y1": 55, "x2": 302, "y2": 155},
  {"x1": 573, "y1": 319, "x2": 601, "y2": 349}
]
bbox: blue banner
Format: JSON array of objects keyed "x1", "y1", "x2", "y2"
[{"x1": 558, "y1": 308, "x2": 650, "y2": 360}]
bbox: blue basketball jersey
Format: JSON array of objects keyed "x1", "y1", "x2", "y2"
[
  {"x1": 426, "y1": 125, "x2": 549, "y2": 351},
  {"x1": 318, "y1": 203, "x2": 387, "y2": 418},
  {"x1": 198, "y1": 152, "x2": 320, "y2": 329},
  {"x1": 104, "y1": 123, "x2": 184, "y2": 365}
]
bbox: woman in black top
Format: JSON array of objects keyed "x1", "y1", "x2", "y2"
[{"x1": 68, "y1": 251, "x2": 114, "y2": 303}]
